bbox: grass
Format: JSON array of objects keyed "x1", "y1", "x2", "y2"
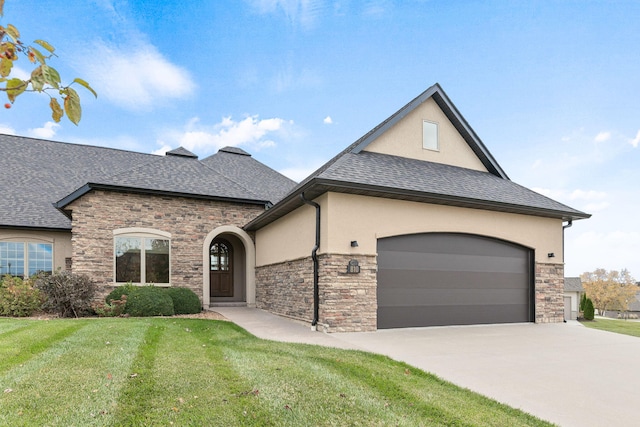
[
  {"x1": 0, "y1": 317, "x2": 553, "y2": 426},
  {"x1": 580, "y1": 317, "x2": 640, "y2": 338}
]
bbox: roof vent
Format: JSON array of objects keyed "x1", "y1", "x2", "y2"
[{"x1": 165, "y1": 146, "x2": 198, "y2": 159}]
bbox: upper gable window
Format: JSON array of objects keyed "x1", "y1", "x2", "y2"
[{"x1": 423, "y1": 120, "x2": 439, "y2": 151}]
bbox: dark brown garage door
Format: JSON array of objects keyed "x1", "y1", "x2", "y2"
[{"x1": 377, "y1": 233, "x2": 533, "y2": 329}]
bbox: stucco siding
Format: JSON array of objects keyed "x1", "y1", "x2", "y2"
[
  {"x1": 255, "y1": 193, "x2": 328, "y2": 266},
  {"x1": 0, "y1": 229, "x2": 72, "y2": 275},
  {"x1": 363, "y1": 97, "x2": 489, "y2": 172},
  {"x1": 324, "y1": 192, "x2": 563, "y2": 264}
]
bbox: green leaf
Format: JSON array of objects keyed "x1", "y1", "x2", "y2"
[
  {"x1": 30, "y1": 66, "x2": 45, "y2": 91},
  {"x1": 41, "y1": 64, "x2": 61, "y2": 89},
  {"x1": 72, "y1": 78, "x2": 97, "y2": 98},
  {"x1": 0, "y1": 57, "x2": 12, "y2": 78},
  {"x1": 5, "y1": 24, "x2": 19, "y2": 42},
  {"x1": 6, "y1": 78, "x2": 26, "y2": 102},
  {"x1": 30, "y1": 46, "x2": 46, "y2": 64},
  {"x1": 50, "y1": 98, "x2": 63, "y2": 123},
  {"x1": 63, "y1": 87, "x2": 81, "y2": 125},
  {"x1": 34, "y1": 39, "x2": 55, "y2": 54}
]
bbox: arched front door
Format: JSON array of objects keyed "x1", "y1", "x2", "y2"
[{"x1": 210, "y1": 238, "x2": 233, "y2": 297}]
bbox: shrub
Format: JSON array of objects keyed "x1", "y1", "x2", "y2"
[
  {"x1": 165, "y1": 287, "x2": 201, "y2": 315},
  {"x1": 124, "y1": 286, "x2": 174, "y2": 317},
  {"x1": 580, "y1": 293, "x2": 587, "y2": 312},
  {"x1": 93, "y1": 295, "x2": 127, "y2": 317},
  {"x1": 583, "y1": 298, "x2": 595, "y2": 321},
  {"x1": 34, "y1": 271, "x2": 96, "y2": 318},
  {"x1": 0, "y1": 275, "x2": 44, "y2": 317},
  {"x1": 106, "y1": 283, "x2": 136, "y2": 304}
]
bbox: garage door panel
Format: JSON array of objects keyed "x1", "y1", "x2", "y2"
[
  {"x1": 377, "y1": 233, "x2": 533, "y2": 329},
  {"x1": 377, "y1": 287, "x2": 529, "y2": 307},
  {"x1": 377, "y1": 269, "x2": 528, "y2": 290},
  {"x1": 378, "y1": 250, "x2": 527, "y2": 273},
  {"x1": 378, "y1": 303, "x2": 531, "y2": 328},
  {"x1": 379, "y1": 233, "x2": 527, "y2": 257}
]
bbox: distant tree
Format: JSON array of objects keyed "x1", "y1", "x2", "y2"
[
  {"x1": 581, "y1": 268, "x2": 637, "y2": 316},
  {"x1": 0, "y1": 2, "x2": 96, "y2": 124}
]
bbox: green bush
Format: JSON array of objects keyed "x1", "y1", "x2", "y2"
[
  {"x1": 124, "y1": 286, "x2": 174, "y2": 317},
  {"x1": 92, "y1": 295, "x2": 127, "y2": 317},
  {"x1": 584, "y1": 298, "x2": 595, "y2": 321},
  {"x1": 580, "y1": 293, "x2": 587, "y2": 312},
  {"x1": 165, "y1": 287, "x2": 201, "y2": 315},
  {"x1": 0, "y1": 275, "x2": 44, "y2": 317},
  {"x1": 34, "y1": 271, "x2": 96, "y2": 318},
  {"x1": 106, "y1": 283, "x2": 136, "y2": 304}
]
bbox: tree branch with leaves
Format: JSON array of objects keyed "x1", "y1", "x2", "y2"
[{"x1": 0, "y1": 2, "x2": 96, "y2": 124}]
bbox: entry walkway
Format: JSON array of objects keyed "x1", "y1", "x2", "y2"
[{"x1": 213, "y1": 307, "x2": 640, "y2": 427}]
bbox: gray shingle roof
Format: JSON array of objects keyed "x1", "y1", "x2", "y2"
[
  {"x1": 564, "y1": 277, "x2": 584, "y2": 292},
  {"x1": 0, "y1": 135, "x2": 292, "y2": 230},
  {"x1": 0, "y1": 134, "x2": 153, "y2": 229},
  {"x1": 245, "y1": 84, "x2": 590, "y2": 231},
  {"x1": 201, "y1": 147, "x2": 297, "y2": 205}
]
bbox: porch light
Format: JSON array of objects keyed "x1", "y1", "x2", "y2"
[
  {"x1": 548, "y1": 253, "x2": 555, "y2": 258},
  {"x1": 350, "y1": 240, "x2": 358, "y2": 247}
]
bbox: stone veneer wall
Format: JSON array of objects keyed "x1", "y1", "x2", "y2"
[
  {"x1": 67, "y1": 190, "x2": 264, "y2": 301},
  {"x1": 255, "y1": 253, "x2": 377, "y2": 333},
  {"x1": 535, "y1": 262, "x2": 565, "y2": 323}
]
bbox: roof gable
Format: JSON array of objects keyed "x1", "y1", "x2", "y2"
[
  {"x1": 352, "y1": 83, "x2": 508, "y2": 179},
  {"x1": 245, "y1": 83, "x2": 590, "y2": 231}
]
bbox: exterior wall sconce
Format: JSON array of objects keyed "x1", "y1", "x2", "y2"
[
  {"x1": 350, "y1": 240, "x2": 358, "y2": 247},
  {"x1": 548, "y1": 253, "x2": 555, "y2": 258},
  {"x1": 347, "y1": 259, "x2": 360, "y2": 274}
]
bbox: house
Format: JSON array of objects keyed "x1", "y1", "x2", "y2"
[
  {"x1": 0, "y1": 83, "x2": 590, "y2": 331},
  {"x1": 563, "y1": 277, "x2": 584, "y2": 320}
]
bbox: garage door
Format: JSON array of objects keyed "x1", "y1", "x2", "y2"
[{"x1": 377, "y1": 233, "x2": 533, "y2": 328}]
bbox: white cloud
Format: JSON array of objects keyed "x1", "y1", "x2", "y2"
[
  {"x1": 79, "y1": 41, "x2": 195, "y2": 111},
  {"x1": 363, "y1": 0, "x2": 393, "y2": 17},
  {"x1": 630, "y1": 130, "x2": 640, "y2": 148},
  {"x1": 583, "y1": 201, "x2": 610, "y2": 212},
  {"x1": 594, "y1": 131, "x2": 611, "y2": 143},
  {"x1": 323, "y1": 116, "x2": 333, "y2": 124},
  {"x1": 27, "y1": 122, "x2": 60, "y2": 139},
  {"x1": 161, "y1": 115, "x2": 292, "y2": 157},
  {"x1": 249, "y1": 0, "x2": 325, "y2": 28},
  {"x1": 569, "y1": 189, "x2": 607, "y2": 201},
  {"x1": 0, "y1": 124, "x2": 16, "y2": 135},
  {"x1": 566, "y1": 230, "x2": 640, "y2": 276},
  {"x1": 278, "y1": 163, "x2": 322, "y2": 182}
]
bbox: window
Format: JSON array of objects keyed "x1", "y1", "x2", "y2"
[
  {"x1": 210, "y1": 240, "x2": 231, "y2": 271},
  {"x1": 114, "y1": 229, "x2": 170, "y2": 284},
  {"x1": 0, "y1": 241, "x2": 53, "y2": 278},
  {"x1": 423, "y1": 120, "x2": 439, "y2": 151}
]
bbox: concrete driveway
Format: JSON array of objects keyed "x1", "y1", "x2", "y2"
[{"x1": 213, "y1": 307, "x2": 640, "y2": 427}]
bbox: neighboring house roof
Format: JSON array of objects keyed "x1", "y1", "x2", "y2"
[
  {"x1": 201, "y1": 147, "x2": 297, "y2": 205},
  {"x1": 564, "y1": 277, "x2": 584, "y2": 292},
  {"x1": 0, "y1": 135, "x2": 294, "y2": 231},
  {"x1": 245, "y1": 83, "x2": 591, "y2": 231}
]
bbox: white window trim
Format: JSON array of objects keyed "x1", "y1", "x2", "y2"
[
  {"x1": 0, "y1": 238, "x2": 54, "y2": 278},
  {"x1": 422, "y1": 120, "x2": 439, "y2": 152},
  {"x1": 113, "y1": 228, "x2": 171, "y2": 286}
]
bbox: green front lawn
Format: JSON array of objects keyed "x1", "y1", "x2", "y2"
[
  {"x1": 580, "y1": 317, "x2": 640, "y2": 338},
  {"x1": 0, "y1": 318, "x2": 552, "y2": 426}
]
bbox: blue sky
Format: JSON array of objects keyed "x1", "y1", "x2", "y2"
[{"x1": 2, "y1": 1, "x2": 640, "y2": 277}]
